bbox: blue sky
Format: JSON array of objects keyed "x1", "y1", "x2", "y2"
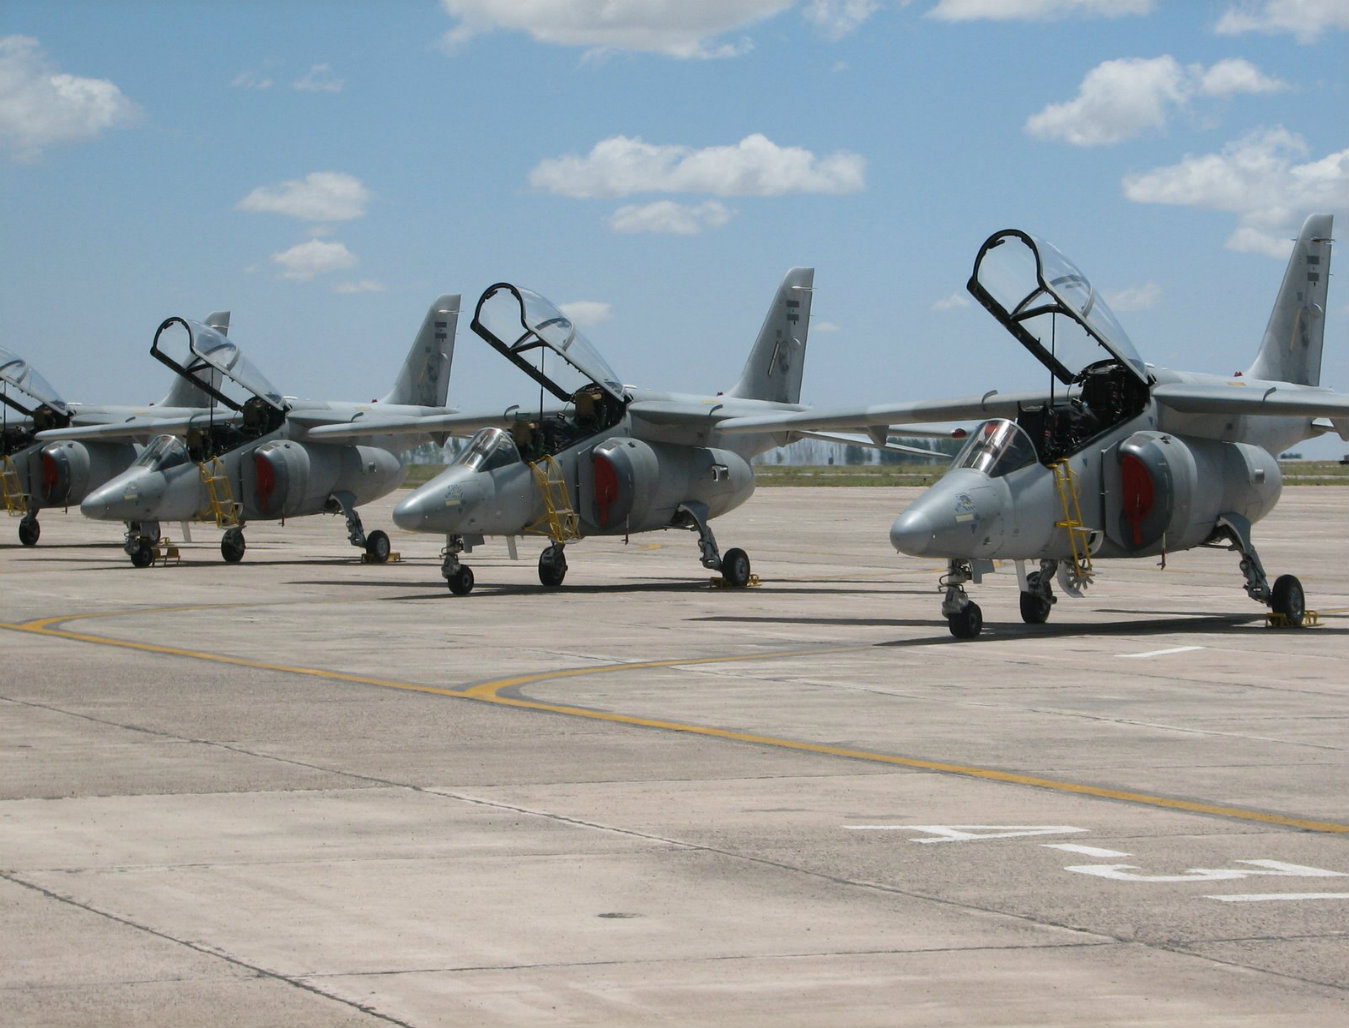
[{"x1": 3, "y1": 1, "x2": 1346, "y2": 454}]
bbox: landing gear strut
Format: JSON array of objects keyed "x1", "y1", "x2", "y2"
[
  {"x1": 1018, "y1": 559, "x2": 1057, "y2": 625},
  {"x1": 1212, "y1": 512, "x2": 1306, "y2": 627},
  {"x1": 329, "y1": 491, "x2": 390, "y2": 564},
  {"x1": 441, "y1": 534, "x2": 474, "y2": 595},
  {"x1": 676, "y1": 501, "x2": 752, "y2": 588},
  {"x1": 123, "y1": 520, "x2": 161, "y2": 568},
  {"x1": 941, "y1": 558, "x2": 984, "y2": 639}
]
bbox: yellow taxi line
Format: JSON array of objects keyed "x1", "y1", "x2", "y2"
[{"x1": 5, "y1": 609, "x2": 1345, "y2": 835}]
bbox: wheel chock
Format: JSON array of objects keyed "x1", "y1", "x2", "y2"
[
  {"x1": 1265, "y1": 610, "x2": 1320, "y2": 628},
  {"x1": 709, "y1": 573, "x2": 761, "y2": 588},
  {"x1": 154, "y1": 540, "x2": 181, "y2": 567},
  {"x1": 361, "y1": 551, "x2": 401, "y2": 564}
]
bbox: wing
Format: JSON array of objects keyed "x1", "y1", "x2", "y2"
[
  {"x1": 36, "y1": 410, "x2": 243, "y2": 442},
  {"x1": 303, "y1": 404, "x2": 565, "y2": 441},
  {"x1": 1152, "y1": 382, "x2": 1349, "y2": 419},
  {"x1": 716, "y1": 389, "x2": 1052, "y2": 438}
]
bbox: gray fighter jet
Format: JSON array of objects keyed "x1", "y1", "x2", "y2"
[
  {"x1": 41, "y1": 295, "x2": 460, "y2": 566},
  {"x1": 336, "y1": 269, "x2": 816, "y2": 593},
  {"x1": 719, "y1": 214, "x2": 1347, "y2": 637},
  {"x1": 1, "y1": 320, "x2": 226, "y2": 546}
]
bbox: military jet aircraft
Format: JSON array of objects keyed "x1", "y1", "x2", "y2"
[
  {"x1": 718, "y1": 214, "x2": 1347, "y2": 637},
  {"x1": 1, "y1": 319, "x2": 227, "y2": 546},
  {"x1": 40, "y1": 295, "x2": 460, "y2": 566},
  {"x1": 341, "y1": 268, "x2": 817, "y2": 593}
]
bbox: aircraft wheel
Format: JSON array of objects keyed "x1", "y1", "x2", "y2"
[
  {"x1": 18, "y1": 516, "x2": 40, "y2": 547},
  {"x1": 538, "y1": 546, "x2": 567, "y2": 588},
  {"x1": 1270, "y1": 574, "x2": 1305, "y2": 627},
  {"x1": 947, "y1": 601, "x2": 983, "y2": 639},
  {"x1": 447, "y1": 565, "x2": 475, "y2": 595},
  {"x1": 221, "y1": 528, "x2": 246, "y2": 564},
  {"x1": 1019, "y1": 590, "x2": 1051, "y2": 625},
  {"x1": 721, "y1": 547, "x2": 751, "y2": 588},
  {"x1": 129, "y1": 538, "x2": 154, "y2": 568},
  {"x1": 365, "y1": 530, "x2": 391, "y2": 564}
]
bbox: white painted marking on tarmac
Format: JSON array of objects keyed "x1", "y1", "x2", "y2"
[
  {"x1": 1118, "y1": 646, "x2": 1205, "y2": 659},
  {"x1": 1206, "y1": 893, "x2": 1349, "y2": 902},
  {"x1": 1067, "y1": 860, "x2": 1347, "y2": 882},
  {"x1": 1043, "y1": 844, "x2": 1131, "y2": 857},
  {"x1": 844, "y1": 825, "x2": 1087, "y2": 843}
]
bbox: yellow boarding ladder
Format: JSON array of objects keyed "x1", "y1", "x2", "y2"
[
  {"x1": 1, "y1": 455, "x2": 28, "y2": 515},
  {"x1": 1050, "y1": 458, "x2": 1094, "y2": 583},
  {"x1": 526, "y1": 455, "x2": 581, "y2": 543},
  {"x1": 198, "y1": 457, "x2": 242, "y2": 527}
]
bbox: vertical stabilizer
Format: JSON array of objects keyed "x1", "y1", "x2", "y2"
[
  {"x1": 157, "y1": 311, "x2": 229, "y2": 407},
  {"x1": 380, "y1": 294, "x2": 460, "y2": 406},
  {"x1": 727, "y1": 268, "x2": 814, "y2": 404},
  {"x1": 1246, "y1": 213, "x2": 1333, "y2": 385}
]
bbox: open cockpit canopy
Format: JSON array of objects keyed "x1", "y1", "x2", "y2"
[
  {"x1": 968, "y1": 230, "x2": 1149, "y2": 388},
  {"x1": 471, "y1": 283, "x2": 626, "y2": 407},
  {"x1": 151, "y1": 317, "x2": 286, "y2": 413},
  {"x1": 0, "y1": 346, "x2": 66, "y2": 417}
]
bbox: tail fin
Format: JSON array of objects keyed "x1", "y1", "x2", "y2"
[
  {"x1": 1246, "y1": 213, "x2": 1333, "y2": 385},
  {"x1": 156, "y1": 311, "x2": 230, "y2": 407},
  {"x1": 726, "y1": 268, "x2": 814, "y2": 404},
  {"x1": 380, "y1": 294, "x2": 460, "y2": 406}
]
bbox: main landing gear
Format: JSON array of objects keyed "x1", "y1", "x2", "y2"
[
  {"x1": 330, "y1": 491, "x2": 392, "y2": 564},
  {"x1": 1211, "y1": 513, "x2": 1307, "y2": 627},
  {"x1": 18, "y1": 512, "x2": 40, "y2": 547},
  {"x1": 677, "y1": 501, "x2": 752, "y2": 588}
]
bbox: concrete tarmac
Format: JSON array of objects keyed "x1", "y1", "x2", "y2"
[{"x1": 2, "y1": 486, "x2": 1346, "y2": 1027}]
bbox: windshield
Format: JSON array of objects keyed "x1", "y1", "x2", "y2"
[
  {"x1": 471, "y1": 283, "x2": 626, "y2": 405},
  {"x1": 452, "y1": 427, "x2": 522, "y2": 473},
  {"x1": 968, "y1": 230, "x2": 1148, "y2": 387},
  {"x1": 135, "y1": 434, "x2": 190, "y2": 472},
  {"x1": 952, "y1": 419, "x2": 1037, "y2": 478},
  {"x1": 0, "y1": 347, "x2": 66, "y2": 413}
]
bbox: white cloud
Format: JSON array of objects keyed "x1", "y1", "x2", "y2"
[
  {"x1": 271, "y1": 239, "x2": 358, "y2": 280},
  {"x1": 927, "y1": 0, "x2": 1153, "y2": 21},
  {"x1": 231, "y1": 67, "x2": 275, "y2": 90},
  {"x1": 293, "y1": 63, "x2": 343, "y2": 93},
  {"x1": 1026, "y1": 56, "x2": 1287, "y2": 147},
  {"x1": 237, "y1": 172, "x2": 371, "y2": 221},
  {"x1": 558, "y1": 300, "x2": 612, "y2": 327},
  {"x1": 1216, "y1": 0, "x2": 1349, "y2": 44},
  {"x1": 1122, "y1": 128, "x2": 1349, "y2": 256},
  {"x1": 0, "y1": 35, "x2": 140, "y2": 161},
  {"x1": 531, "y1": 134, "x2": 865, "y2": 198},
  {"x1": 803, "y1": 0, "x2": 882, "y2": 40},
  {"x1": 440, "y1": 0, "x2": 791, "y2": 58},
  {"x1": 607, "y1": 199, "x2": 735, "y2": 235},
  {"x1": 1103, "y1": 282, "x2": 1162, "y2": 312},
  {"x1": 812, "y1": 320, "x2": 841, "y2": 333},
  {"x1": 932, "y1": 291, "x2": 971, "y2": 311}
]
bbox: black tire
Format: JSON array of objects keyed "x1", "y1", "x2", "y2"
[
  {"x1": 1270, "y1": 574, "x2": 1305, "y2": 627},
  {"x1": 721, "y1": 547, "x2": 751, "y2": 588},
  {"x1": 1019, "y1": 590, "x2": 1051, "y2": 624},
  {"x1": 130, "y1": 539, "x2": 154, "y2": 568},
  {"x1": 447, "y1": 565, "x2": 475, "y2": 595},
  {"x1": 221, "y1": 528, "x2": 246, "y2": 563},
  {"x1": 18, "y1": 517, "x2": 40, "y2": 547},
  {"x1": 538, "y1": 547, "x2": 567, "y2": 588},
  {"x1": 365, "y1": 529, "x2": 391, "y2": 563},
  {"x1": 947, "y1": 601, "x2": 983, "y2": 639}
]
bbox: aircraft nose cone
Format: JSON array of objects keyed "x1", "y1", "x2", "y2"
[
  {"x1": 393, "y1": 469, "x2": 485, "y2": 533},
  {"x1": 80, "y1": 471, "x2": 162, "y2": 521},
  {"x1": 890, "y1": 507, "x2": 936, "y2": 556}
]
